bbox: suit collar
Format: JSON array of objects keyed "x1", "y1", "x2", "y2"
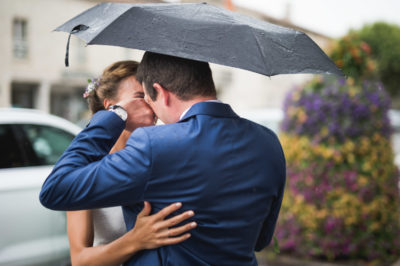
[
  {"x1": 179, "y1": 101, "x2": 238, "y2": 122},
  {"x1": 179, "y1": 100, "x2": 222, "y2": 120}
]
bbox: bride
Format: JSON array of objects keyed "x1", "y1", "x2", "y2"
[{"x1": 67, "y1": 60, "x2": 196, "y2": 266}]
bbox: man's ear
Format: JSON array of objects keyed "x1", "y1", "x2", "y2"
[
  {"x1": 104, "y1": 98, "x2": 113, "y2": 109},
  {"x1": 153, "y1": 83, "x2": 170, "y2": 106}
]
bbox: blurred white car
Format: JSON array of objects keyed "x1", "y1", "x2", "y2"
[{"x1": 0, "y1": 108, "x2": 82, "y2": 266}]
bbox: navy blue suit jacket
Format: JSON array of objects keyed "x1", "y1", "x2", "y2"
[{"x1": 40, "y1": 102, "x2": 286, "y2": 266}]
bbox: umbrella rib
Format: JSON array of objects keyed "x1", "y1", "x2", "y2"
[
  {"x1": 293, "y1": 32, "x2": 344, "y2": 75},
  {"x1": 250, "y1": 27, "x2": 272, "y2": 76},
  {"x1": 87, "y1": 6, "x2": 133, "y2": 44},
  {"x1": 179, "y1": 4, "x2": 204, "y2": 53}
]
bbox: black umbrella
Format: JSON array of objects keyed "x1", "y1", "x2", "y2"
[{"x1": 56, "y1": 2, "x2": 343, "y2": 76}]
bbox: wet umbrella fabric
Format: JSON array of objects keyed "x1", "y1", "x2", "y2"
[{"x1": 56, "y1": 2, "x2": 343, "y2": 76}]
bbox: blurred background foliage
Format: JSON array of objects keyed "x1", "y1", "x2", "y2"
[
  {"x1": 330, "y1": 22, "x2": 400, "y2": 107},
  {"x1": 274, "y1": 23, "x2": 400, "y2": 264},
  {"x1": 330, "y1": 34, "x2": 377, "y2": 81},
  {"x1": 359, "y1": 22, "x2": 400, "y2": 104},
  {"x1": 277, "y1": 77, "x2": 400, "y2": 263}
]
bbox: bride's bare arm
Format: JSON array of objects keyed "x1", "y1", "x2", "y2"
[{"x1": 67, "y1": 202, "x2": 196, "y2": 266}]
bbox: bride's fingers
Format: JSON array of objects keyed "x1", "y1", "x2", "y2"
[
  {"x1": 137, "y1": 201, "x2": 152, "y2": 217},
  {"x1": 165, "y1": 221, "x2": 197, "y2": 238},
  {"x1": 152, "y1": 202, "x2": 183, "y2": 221},
  {"x1": 158, "y1": 210, "x2": 195, "y2": 229},
  {"x1": 158, "y1": 233, "x2": 192, "y2": 246}
]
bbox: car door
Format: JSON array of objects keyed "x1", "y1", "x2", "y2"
[{"x1": 0, "y1": 123, "x2": 75, "y2": 266}]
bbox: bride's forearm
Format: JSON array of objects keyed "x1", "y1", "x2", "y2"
[
  {"x1": 69, "y1": 202, "x2": 195, "y2": 266},
  {"x1": 71, "y1": 234, "x2": 139, "y2": 266}
]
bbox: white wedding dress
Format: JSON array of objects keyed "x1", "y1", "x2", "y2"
[{"x1": 92, "y1": 206, "x2": 127, "y2": 246}]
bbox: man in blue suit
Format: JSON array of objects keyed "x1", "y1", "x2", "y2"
[{"x1": 40, "y1": 52, "x2": 286, "y2": 265}]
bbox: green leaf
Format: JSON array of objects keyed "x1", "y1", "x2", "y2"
[{"x1": 273, "y1": 236, "x2": 280, "y2": 254}]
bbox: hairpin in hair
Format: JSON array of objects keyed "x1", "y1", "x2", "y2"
[{"x1": 83, "y1": 78, "x2": 100, "y2": 98}]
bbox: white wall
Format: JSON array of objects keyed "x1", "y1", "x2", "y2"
[
  {"x1": 0, "y1": 0, "x2": 143, "y2": 111},
  {"x1": 215, "y1": 64, "x2": 313, "y2": 112}
]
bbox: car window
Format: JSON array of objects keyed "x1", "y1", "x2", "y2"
[
  {"x1": 0, "y1": 125, "x2": 26, "y2": 168},
  {"x1": 20, "y1": 124, "x2": 75, "y2": 165}
]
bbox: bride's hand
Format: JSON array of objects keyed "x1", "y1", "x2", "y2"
[{"x1": 127, "y1": 202, "x2": 196, "y2": 250}]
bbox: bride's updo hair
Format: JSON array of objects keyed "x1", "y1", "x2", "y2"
[{"x1": 86, "y1": 60, "x2": 139, "y2": 114}]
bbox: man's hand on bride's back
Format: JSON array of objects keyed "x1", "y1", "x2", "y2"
[
  {"x1": 126, "y1": 202, "x2": 197, "y2": 251},
  {"x1": 117, "y1": 98, "x2": 155, "y2": 131}
]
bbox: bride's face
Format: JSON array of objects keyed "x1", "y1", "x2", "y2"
[
  {"x1": 116, "y1": 76, "x2": 145, "y2": 102},
  {"x1": 115, "y1": 76, "x2": 157, "y2": 125}
]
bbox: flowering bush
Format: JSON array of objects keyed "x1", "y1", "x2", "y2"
[
  {"x1": 330, "y1": 33, "x2": 376, "y2": 80},
  {"x1": 276, "y1": 77, "x2": 400, "y2": 263}
]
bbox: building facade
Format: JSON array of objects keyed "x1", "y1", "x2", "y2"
[
  {"x1": 0, "y1": 0, "x2": 146, "y2": 124},
  {"x1": 0, "y1": 0, "x2": 334, "y2": 123}
]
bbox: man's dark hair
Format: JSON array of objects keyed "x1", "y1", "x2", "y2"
[{"x1": 136, "y1": 52, "x2": 216, "y2": 101}]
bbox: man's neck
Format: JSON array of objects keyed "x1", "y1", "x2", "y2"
[{"x1": 163, "y1": 94, "x2": 218, "y2": 124}]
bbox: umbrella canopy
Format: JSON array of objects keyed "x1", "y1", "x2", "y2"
[{"x1": 56, "y1": 2, "x2": 343, "y2": 76}]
